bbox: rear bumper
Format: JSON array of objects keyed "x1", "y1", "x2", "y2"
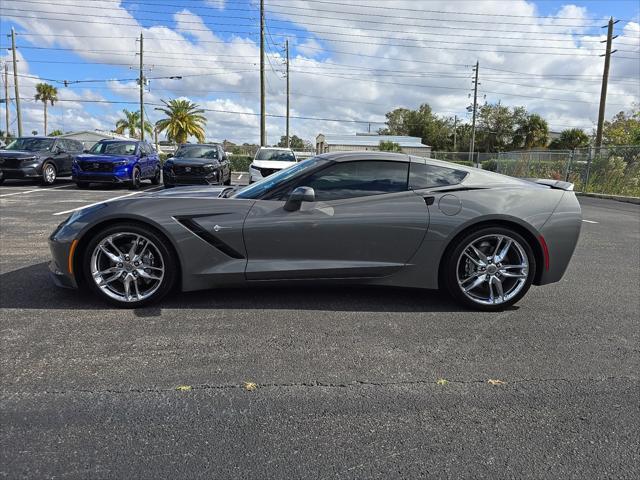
[{"x1": 536, "y1": 192, "x2": 582, "y2": 285}]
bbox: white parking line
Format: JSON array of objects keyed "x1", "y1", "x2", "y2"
[
  {"x1": 582, "y1": 219, "x2": 599, "y2": 224},
  {"x1": 52, "y1": 186, "x2": 163, "y2": 216},
  {"x1": 0, "y1": 184, "x2": 75, "y2": 198}
]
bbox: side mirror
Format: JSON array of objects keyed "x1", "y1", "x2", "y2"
[
  {"x1": 284, "y1": 186, "x2": 315, "y2": 212},
  {"x1": 83, "y1": 149, "x2": 90, "y2": 153},
  {"x1": 166, "y1": 153, "x2": 174, "y2": 159}
]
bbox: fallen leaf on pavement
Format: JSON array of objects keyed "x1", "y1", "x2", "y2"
[
  {"x1": 175, "y1": 385, "x2": 192, "y2": 391},
  {"x1": 487, "y1": 379, "x2": 506, "y2": 386},
  {"x1": 436, "y1": 378, "x2": 449, "y2": 385},
  {"x1": 244, "y1": 382, "x2": 258, "y2": 392}
]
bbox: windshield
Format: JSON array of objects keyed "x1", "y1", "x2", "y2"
[
  {"x1": 89, "y1": 142, "x2": 137, "y2": 155},
  {"x1": 6, "y1": 138, "x2": 55, "y2": 152},
  {"x1": 233, "y1": 157, "x2": 327, "y2": 199},
  {"x1": 175, "y1": 146, "x2": 219, "y2": 160},
  {"x1": 255, "y1": 149, "x2": 296, "y2": 162}
]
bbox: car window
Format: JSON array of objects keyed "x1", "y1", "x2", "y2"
[
  {"x1": 298, "y1": 160, "x2": 409, "y2": 201},
  {"x1": 89, "y1": 142, "x2": 137, "y2": 155},
  {"x1": 175, "y1": 146, "x2": 219, "y2": 159},
  {"x1": 67, "y1": 140, "x2": 82, "y2": 152},
  {"x1": 255, "y1": 149, "x2": 296, "y2": 162},
  {"x1": 409, "y1": 163, "x2": 468, "y2": 190}
]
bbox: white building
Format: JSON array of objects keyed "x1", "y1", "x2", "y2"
[
  {"x1": 57, "y1": 130, "x2": 130, "y2": 149},
  {"x1": 316, "y1": 133, "x2": 431, "y2": 158}
]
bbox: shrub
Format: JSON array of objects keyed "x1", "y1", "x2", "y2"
[
  {"x1": 482, "y1": 159, "x2": 498, "y2": 172},
  {"x1": 229, "y1": 155, "x2": 252, "y2": 172}
]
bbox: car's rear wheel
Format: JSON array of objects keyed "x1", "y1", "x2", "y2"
[
  {"x1": 41, "y1": 162, "x2": 57, "y2": 185},
  {"x1": 151, "y1": 167, "x2": 161, "y2": 185},
  {"x1": 128, "y1": 167, "x2": 141, "y2": 190},
  {"x1": 82, "y1": 224, "x2": 177, "y2": 307},
  {"x1": 444, "y1": 227, "x2": 536, "y2": 311}
]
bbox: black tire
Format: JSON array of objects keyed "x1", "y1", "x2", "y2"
[
  {"x1": 41, "y1": 162, "x2": 57, "y2": 186},
  {"x1": 76, "y1": 182, "x2": 90, "y2": 189},
  {"x1": 81, "y1": 222, "x2": 178, "y2": 307},
  {"x1": 151, "y1": 167, "x2": 161, "y2": 185},
  {"x1": 128, "y1": 167, "x2": 141, "y2": 190},
  {"x1": 443, "y1": 226, "x2": 536, "y2": 311}
]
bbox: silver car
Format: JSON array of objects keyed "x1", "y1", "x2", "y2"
[{"x1": 49, "y1": 152, "x2": 582, "y2": 311}]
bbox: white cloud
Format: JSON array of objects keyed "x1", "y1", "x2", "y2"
[{"x1": 2, "y1": 0, "x2": 639, "y2": 144}]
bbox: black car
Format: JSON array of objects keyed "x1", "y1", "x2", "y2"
[
  {"x1": 0, "y1": 137, "x2": 84, "y2": 185},
  {"x1": 163, "y1": 143, "x2": 231, "y2": 188}
]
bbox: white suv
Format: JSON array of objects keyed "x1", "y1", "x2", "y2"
[{"x1": 249, "y1": 147, "x2": 297, "y2": 183}]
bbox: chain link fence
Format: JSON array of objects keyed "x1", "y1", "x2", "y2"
[{"x1": 432, "y1": 146, "x2": 640, "y2": 197}]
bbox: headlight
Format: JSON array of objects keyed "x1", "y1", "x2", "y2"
[
  {"x1": 112, "y1": 160, "x2": 128, "y2": 167},
  {"x1": 203, "y1": 163, "x2": 216, "y2": 171}
]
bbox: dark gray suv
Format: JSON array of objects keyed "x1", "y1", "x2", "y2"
[{"x1": 0, "y1": 137, "x2": 84, "y2": 185}]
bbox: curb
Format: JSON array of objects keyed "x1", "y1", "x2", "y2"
[{"x1": 576, "y1": 192, "x2": 640, "y2": 205}]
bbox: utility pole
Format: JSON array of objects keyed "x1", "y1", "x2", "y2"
[
  {"x1": 10, "y1": 28, "x2": 22, "y2": 137},
  {"x1": 3, "y1": 64, "x2": 9, "y2": 140},
  {"x1": 260, "y1": 0, "x2": 266, "y2": 146},
  {"x1": 138, "y1": 33, "x2": 145, "y2": 141},
  {"x1": 469, "y1": 61, "x2": 479, "y2": 167},
  {"x1": 595, "y1": 17, "x2": 618, "y2": 149},
  {"x1": 453, "y1": 115, "x2": 458, "y2": 151},
  {"x1": 285, "y1": 39, "x2": 290, "y2": 148}
]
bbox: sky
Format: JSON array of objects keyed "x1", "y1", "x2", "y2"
[{"x1": 1, "y1": 0, "x2": 639, "y2": 146}]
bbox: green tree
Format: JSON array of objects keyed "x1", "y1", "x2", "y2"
[
  {"x1": 48, "y1": 129, "x2": 64, "y2": 137},
  {"x1": 276, "y1": 135, "x2": 307, "y2": 149},
  {"x1": 602, "y1": 108, "x2": 640, "y2": 145},
  {"x1": 34, "y1": 83, "x2": 58, "y2": 136},
  {"x1": 549, "y1": 128, "x2": 590, "y2": 150},
  {"x1": 114, "y1": 109, "x2": 153, "y2": 139},
  {"x1": 378, "y1": 140, "x2": 402, "y2": 152},
  {"x1": 514, "y1": 113, "x2": 549, "y2": 149},
  {"x1": 476, "y1": 103, "x2": 528, "y2": 152},
  {"x1": 154, "y1": 99, "x2": 206, "y2": 144},
  {"x1": 379, "y1": 104, "x2": 454, "y2": 151}
]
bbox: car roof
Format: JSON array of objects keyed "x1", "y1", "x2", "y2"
[
  {"x1": 259, "y1": 147, "x2": 293, "y2": 151},
  {"x1": 178, "y1": 143, "x2": 221, "y2": 147}
]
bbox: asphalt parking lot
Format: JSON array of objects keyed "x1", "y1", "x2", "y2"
[{"x1": 1, "y1": 179, "x2": 638, "y2": 479}]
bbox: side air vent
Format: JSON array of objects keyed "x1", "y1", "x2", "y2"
[{"x1": 175, "y1": 217, "x2": 244, "y2": 259}]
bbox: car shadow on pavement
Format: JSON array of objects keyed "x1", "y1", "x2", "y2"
[{"x1": 0, "y1": 262, "x2": 469, "y2": 313}]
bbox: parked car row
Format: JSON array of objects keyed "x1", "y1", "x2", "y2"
[{"x1": 0, "y1": 138, "x2": 298, "y2": 189}]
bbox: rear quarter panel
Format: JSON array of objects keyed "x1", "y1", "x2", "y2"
[{"x1": 374, "y1": 186, "x2": 567, "y2": 290}]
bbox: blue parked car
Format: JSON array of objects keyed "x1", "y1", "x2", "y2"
[{"x1": 72, "y1": 140, "x2": 161, "y2": 189}]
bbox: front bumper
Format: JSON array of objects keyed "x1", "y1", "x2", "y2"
[
  {"x1": 0, "y1": 167, "x2": 41, "y2": 179},
  {"x1": 72, "y1": 164, "x2": 133, "y2": 184},
  {"x1": 48, "y1": 236, "x2": 78, "y2": 289},
  {"x1": 163, "y1": 169, "x2": 222, "y2": 186}
]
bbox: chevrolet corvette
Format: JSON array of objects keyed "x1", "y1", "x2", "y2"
[{"x1": 49, "y1": 152, "x2": 582, "y2": 310}]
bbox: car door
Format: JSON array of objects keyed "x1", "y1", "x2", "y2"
[
  {"x1": 52, "y1": 140, "x2": 73, "y2": 174},
  {"x1": 138, "y1": 143, "x2": 150, "y2": 177},
  {"x1": 242, "y1": 159, "x2": 430, "y2": 280}
]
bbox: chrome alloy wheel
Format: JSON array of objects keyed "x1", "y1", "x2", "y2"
[
  {"x1": 90, "y1": 232, "x2": 165, "y2": 303},
  {"x1": 456, "y1": 234, "x2": 529, "y2": 306},
  {"x1": 44, "y1": 164, "x2": 56, "y2": 184}
]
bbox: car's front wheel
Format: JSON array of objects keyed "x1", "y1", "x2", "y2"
[
  {"x1": 81, "y1": 223, "x2": 177, "y2": 307},
  {"x1": 128, "y1": 167, "x2": 141, "y2": 190},
  {"x1": 443, "y1": 226, "x2": 536, "y2": 311}
]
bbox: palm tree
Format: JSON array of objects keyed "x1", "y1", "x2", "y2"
[
  {"x1": 114, "y1": 109, "x2": 153, "y2": 139},
  {"x1": 34, "y1": 83, "x2": 58, "y2": 136},
  {"x1": 514, "y1": 114, "x2": 549, "y2": 149},
  {"x1": 155, "y1": 99, "x2": 206, "y2": 144}
]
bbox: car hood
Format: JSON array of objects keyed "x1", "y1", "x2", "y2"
[
  {"x1": 0, "y1": 150, "x2": 42, "y2": 159},
  {"x1": 168, "y1": 157, "x2": 219, "y2": 166},
  {"x1": 252, "y1": 159, "x2": 297, "y2": 170},
  {"x1": 144, "y1": 185, "x2": 228, "y2": 199},
  {"x1": 76, "y1": 154, "x2": 138, "y2": 162}
]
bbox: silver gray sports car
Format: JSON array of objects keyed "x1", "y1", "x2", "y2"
[{"x1": 49, "y1": 152, "x2": 582, "y2": 311}]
